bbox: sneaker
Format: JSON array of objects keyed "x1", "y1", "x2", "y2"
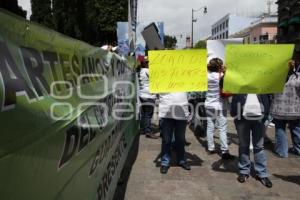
[
  {"x1": 160, "y1": 165, "x2": 169, "y2": 174},
  {"x1": 273, "y1": 151, "x2": 288, "y2": 158},
  {"x1": 222, "y1": 153, "x2": 235, "y2": 160},
  {"x1": 256, "y1": 176, "x2": 273, "y2": 188},
  {"x1": 289, "y1": 148, "x2": 300, "y2": 156},
  {"x1": 237, "y1": 173, "x2": 249, "y2": 183},
  {"x1": 185, "y1": 141, "x2": 191, "y2": 146}
]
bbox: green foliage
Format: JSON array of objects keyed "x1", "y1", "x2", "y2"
[
  {"x1": 194, "y1": 40, "x2": 206, "y2": 49},
  {"x1": 30, "y1": 0, "x2": 54, "y2": 28},
  {"x1": 0, "y1": 0, "x2": 26, "y2": 18},
  {"x1": 52, "y1": 0, "x2": 87, "y2": 41},
  {"x1": 164, "y1": 35, "x2": 177, "y2": 49},
  {"x1": 30, "y1": 0, "x2": 128, "y2": 46},
  {"x1": 85, "y1": 0, "x2": 128, "y2": 46}
]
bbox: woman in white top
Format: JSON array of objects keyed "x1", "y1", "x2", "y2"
[
  {"x1": 205, "y1": 58, "x2": 234, "y2": 160},
  {"x1": 137, "y1": 57, "x2": 158, "y2": 139}
]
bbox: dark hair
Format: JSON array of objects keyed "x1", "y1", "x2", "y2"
[
  {"x1": 292, "y1": 50, "x2": 300, "y2": 67},
  {"x1": 208, "y1": 58, "x2": 223, "y2": 72},
  {"x1": 136, "y1": 65, "x2": 141, "y2": 73},
  {"x1": 140, "y1": 61, "x2": 149, "y2": 68}
]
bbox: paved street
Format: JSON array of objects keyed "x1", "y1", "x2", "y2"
[{"x1": 122, "y1": 120, "x2": 300, "y2": 200}]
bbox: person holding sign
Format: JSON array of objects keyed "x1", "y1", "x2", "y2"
[
  {"x1": 205, "y1": 58, "x2": 234, "y2": 160},
  {"x1": 230, "y1": 94, "x2": 272, "y2": 188},
  {"x1": 137, "y1": 56, "x2": 158, "y2": 139},
  {"x1": 270, "y1": 54, "x2": 300, "y2": 158},
  {"x1": 159, "y1": 92, "x2": 191, "y2": 174}
]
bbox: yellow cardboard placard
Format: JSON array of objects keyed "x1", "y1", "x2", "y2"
[
  {"x1": 224, "y1": 44, "x2": 295, "y2": 94},
  {"x1": 149, "y1": 50, "x2": 207, "y2": 93}
]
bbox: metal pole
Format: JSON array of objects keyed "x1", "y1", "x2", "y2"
[{"x1": 191, "y1": 9, "x2": 194, "y2": 48}]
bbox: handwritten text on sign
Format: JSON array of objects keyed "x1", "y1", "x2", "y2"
[
  {"x1": 223, "y1": 44, "x2": 295, "y2": 94},
  {"x1": 149, "y1": 50, "x2": 207, "y2": 93}
]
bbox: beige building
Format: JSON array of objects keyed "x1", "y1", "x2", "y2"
[{"x1": 230, "y1": 14, "x2": 278, "y2": 44}]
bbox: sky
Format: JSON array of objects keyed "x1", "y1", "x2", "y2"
[
  {"x1": 138, "y1": 0, "x2": 277, "y2": 48},
  {"x1": 18, "y1": 0, "x2": 277, "y2": 48},
  {"x1": 18, "y1": 0, "x2": 32, "y2": 18}
]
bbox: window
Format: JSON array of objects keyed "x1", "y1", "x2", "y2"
[
  {"x1": 226, "y1": 19, "x2": 228, "y2": 28},
  {"x1": 226, "y1": 31, "x2": 228, "y2": 38},
  {"x1": 222, "y1": 32, "x2": 225, "y2": 38},
  {"x1": 259, "y1": 34, "x2": 269, "y2": 43}
]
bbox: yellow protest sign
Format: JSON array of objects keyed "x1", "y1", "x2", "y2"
[
  {"x1": 149, "y1": 50, "x2": 207, "y2": 93},
  {"x1": 224, "y1": 44, "x2": 295, "y2": 94}
]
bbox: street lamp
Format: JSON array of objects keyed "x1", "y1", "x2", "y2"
[{"x1": 191, "y1": 6, "x2": 207, "y2": 48}]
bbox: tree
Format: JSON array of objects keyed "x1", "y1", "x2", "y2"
[
  {"x1": 0, "y1": 0, "x2": 26, "y2": 18},
  {"x1": 30, "y1": 0, "x2": 54, "y2": 28},
  {"x1": 85, "y1": 0, "x2": 128, "y2": 46},
  {"x1": 52, "y1": 0, "x2": 87, "y2": 41},
  {"x1": 46, "y1": 0, "x2": 127, "y2": 46},
  {"x1": 164, "y1": 35, "x2": 177, "y2": 49},
  {"x1": 194, "y1": 40, "x2": 206, "y2": 49}
]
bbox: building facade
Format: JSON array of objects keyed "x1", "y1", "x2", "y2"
[
  {"x1": 230, "y1": 15, "x2": 278, "y2": 44},
  {"x1": 277, "y1": 0, "x2": 300, "y2": 49},
  {"x1": 211, "y1": 14, "x2": 258, "y2": 40},
  {"x1": 185, "y1": 36, "x2": 191, "y2": 48}
]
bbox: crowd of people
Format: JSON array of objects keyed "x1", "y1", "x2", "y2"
[{"x1": 136, "y1": 51, "x2": 300, "y2": 189}]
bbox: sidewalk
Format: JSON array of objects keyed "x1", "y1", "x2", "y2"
[{"x1": 122, "y1": 120, "x2": 300, "y2": 200}]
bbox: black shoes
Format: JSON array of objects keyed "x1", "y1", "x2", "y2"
[
  {"x1": 185, "y1": 141, "x2": 192, "y2": 146},
  {"x1": 145, "y1": 133, "x2": 159, "y2": 139},
  {"x1": 237, "y1": 174, "x2": 273, "y2": 188},
  {"x1": 289, "y1": 148, "x2": 300, "y2": 156},
  {"x1": 237, "y1": 173, "x2": 249, "y2": 183},
  {"x1": 221, "y1": 153, "x2": 235, "y2": 160},
  {"x1": 207, "y1": 150, "x2": 217, "y2": 155},
  {"x1": 161, "y1": 163, "x2": 191, "y2": 174},
  {"x1": 160, "y1": 165, "x2": 169, "y2": 174},
  {"x1": 178, "y1": 162, "x2": 191, "y2": 170},
  {"x1": 256, "y1": 176, "x2": 273, "y2": 188}
]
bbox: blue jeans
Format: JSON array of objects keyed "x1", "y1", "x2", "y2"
[
  {"x1": 140, "y1": 98, "x2": 155, "y2": 134},
  {"x1": 160, "y1": 118, "x2": 187, "y2": 166},
  {"x1": 206, "y1": 108, "x2": 228, "y2": 153},
  {"x1": 234, "y1": 119, "x2": 268, "y2": 178},
  {"x1": 274, "y1": 119, "x2": 300, "y2": 157}
]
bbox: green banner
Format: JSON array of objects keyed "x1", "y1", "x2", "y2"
[
  {"x1": 0, "y1": 9, "x2": 138, "y2": 200},
  {"x1": 224, "y1": 44, "x2": 294, "y2": 94}
]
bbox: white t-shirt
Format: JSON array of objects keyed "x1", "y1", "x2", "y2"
[
  {"x1": 159, "y1": 93, "x2": 189, "y2": 120},
  {"x1": 243, "y1": 94, "x2": 262, "y2": 117},
  {"x1": 205, "y1": 72, "x2": 227, "y2": 110},
  {"x1": 138, "y1": 68, "x2": 156, "y2": 99}
]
